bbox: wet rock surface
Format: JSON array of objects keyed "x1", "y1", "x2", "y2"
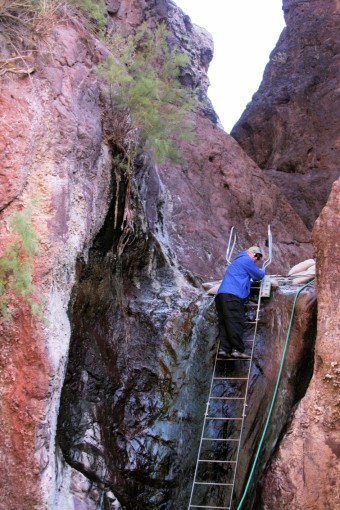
[
  {"x1": 231, "y1": 0, "x2": 340, "y2": 229},
  {"x1": 57, "y1": 210, "x2": 217, "y2": 509},
  {"x1": 53, "y1": 129, "x2": 313, "y2": 508},
  {"x1": 56, "y1": 462, "x2": 122, "y2": 510},
  {"x1": 242, "y1": 284, "x2": 317, "y2": 509},
  {"x1": 57, "y1": 230, "x2": 317, "y2": 509}
]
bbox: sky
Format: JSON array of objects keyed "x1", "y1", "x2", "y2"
[{"x1": 174, "y1": 0, "x2": 286, "y2": 132}]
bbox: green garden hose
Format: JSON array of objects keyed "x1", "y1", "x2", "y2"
[{"x1": 236, "y1": 278, "x2": 315, "y2": 510}]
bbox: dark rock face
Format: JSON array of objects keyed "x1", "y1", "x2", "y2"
[
  {"x1": 57, "y1": 191, "x2": 218, "y2": 509},
  {"x1": 57, "y1": 227, "x2": 317, "y2": 509},
  {"x1": 231, "y1": 0, "x2": 340, "y2": 229}
]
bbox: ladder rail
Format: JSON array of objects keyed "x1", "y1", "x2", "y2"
[
  {"x1": 189, "y1": 225, "x2": 272, "y2": 509},
  {"x1": 188, "y1": 293, "x2": 262, "y2": 510},
  {"x1": 188, "y1": 341, "x2": 222, "y2": 508}
]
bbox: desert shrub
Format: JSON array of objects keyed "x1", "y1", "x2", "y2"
[
  {"x1": 0, "y1": 0, "x2": 68, "y2": 64},
  {"x1": 0, "y1": 0, "x2": 63, "y2": 33},
  {"x1": 0, "y1": 206, "x2": 40, "y2": 319},
  {"x1": 98, "y1": 22, "x2": 197, "y2": 164},
  {"x1": 68, "y1": 0, "x2": 106, "y2": 32},
  {"x1": 1, "y1": 5, "x2": 198, "y2": 257},
  {"x1": 97, "y1": 22, "x2": 199, "y2": 254}
]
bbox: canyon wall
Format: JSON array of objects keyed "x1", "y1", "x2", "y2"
[
  {"x1": 0, "y1": 1, "x2": 337, "y2": 509},
  {"x1": 259, "y1": 179, "x2": 340, "y2": 510},
  {"x1": 231, "y1": 0, "x2": 340, "y2": 229},
  {"x1": 0, "y1": 21, "x2": 113, "y2": 509}
]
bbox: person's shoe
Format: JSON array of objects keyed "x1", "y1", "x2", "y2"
[
  {"x1": 231, "y1": 349, "x2": 250, "y2": 359},
  {"x1": 218, "y1": 349, "x2": 231, "y2": 358}
]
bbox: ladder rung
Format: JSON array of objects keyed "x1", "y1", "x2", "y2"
[
  {"x1": 209, "y1": 396, "x2": 245, "y2": 400},
  {"x1": 189, "y1": 506, "x2": 230, "y2": 509},
  {"x1": 205, "y1": 417, "x2": 243, "y2": 421},
  {"x1": 198, "y1": 459, "x2": 237, "y2": 464},
  {"x1": 194, "y1": 482, "x2": 233, "y2": 486},
  {"x1": 189, "y1": 287, "x2": 261, "y2": 510},
  {"x1": 217, "y1": 357, "x2": 251, "y2": 361},
  {"x1": 202, "y1": 437, "x2": 240, "y2": 442},
  {"x1": 213, "y1": 377, "x2": 248, "y2": 380}
]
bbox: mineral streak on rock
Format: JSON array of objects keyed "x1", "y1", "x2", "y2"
[{"x1": 231, "y1": 0, "x2": 340, "y2": 229}]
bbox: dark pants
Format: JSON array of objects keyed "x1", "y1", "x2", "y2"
[{"x1": 215, "y1": 293, "x2": 246, "y2": 354}]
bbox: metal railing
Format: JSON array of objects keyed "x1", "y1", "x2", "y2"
[
  {"x1": 262, "y1": 225, "x2": 272, "y2": 271},
  {"x1": 225, "y1": 226, "x2": 237, "y2": 265}
]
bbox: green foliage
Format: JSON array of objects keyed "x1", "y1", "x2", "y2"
[
  {"x1": 68, "y1": 0, "x2": 107, "y2": 32},
  {"x1": 96, "y1": 22, "x2": 199, "y2": 256},
  {"x1": 0, "y1": 206, "x2": 40, "y2": 319},
  {"x1": 98, "y1": 22, "x2": 198, "y2": 165}
]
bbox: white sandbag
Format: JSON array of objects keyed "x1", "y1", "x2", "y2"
[
  {"x1": 290, "y1": 265, "x2": 315, "y2": 285},
  {"x1": 288, "y1": 259, "x2": 315, "y2": 276},
  {"x1": 207, "y1": 283, "x2": 220, "y2": 295}
]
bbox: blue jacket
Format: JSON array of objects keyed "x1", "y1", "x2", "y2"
[{"x1": 217, "y1": 250, "x2": 265, "y2": 299}]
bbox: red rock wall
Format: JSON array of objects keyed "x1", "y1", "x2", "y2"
[
  {"x1": 260, "y1": 178, "x2": 340, "y2": 510},
  {"x1": 0, "y1": 1, "x2": 323, "y2": 508},
  {"x1": 231, "y1": 0, "x2": 340, "y2": 229},
  {"x1": 155, "y1": 114, "x2": 312, "y2": 278},
  {"x1": 0, "y1": 23, "x2": 112, "y2": 509}
]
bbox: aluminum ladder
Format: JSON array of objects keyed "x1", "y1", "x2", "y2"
[{"x1": 187, "y1": 226, "x2": 272, "y2": 510}]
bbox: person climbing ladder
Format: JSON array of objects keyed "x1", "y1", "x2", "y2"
[{"x1": 215, "y1": 246, "x2": 265, "y2": 359}]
